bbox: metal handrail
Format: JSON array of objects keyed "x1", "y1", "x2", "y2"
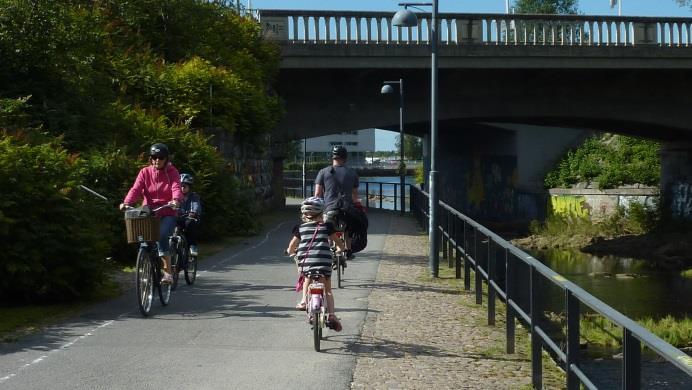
[
  {"x1": 409, "y1": 185, "x2": 692, "y2": 389},
  {"x1": 283, "y1": 179, "x2": 413, "y2": 212}
]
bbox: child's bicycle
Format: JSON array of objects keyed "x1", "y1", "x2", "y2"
[
  {"x1": 286, "y1": 252, "x2": 334, "y2": 352},
  {"x1": 123, "y1": 204, "x2": 175, "y2": 316},
  {"x1": 169, "y1": 213, "x2": 198, "y2": 290}
]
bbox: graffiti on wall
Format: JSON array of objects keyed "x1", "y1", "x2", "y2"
[
  {"x1": 463, "y1": 153, "x2": 517, "y2": 220},
  {"x1": 671, "y1": 181, "x2": 692, "y2": 219},
  {"x1": 549, "y1": 195, "x2": 591, "y2": 218}
]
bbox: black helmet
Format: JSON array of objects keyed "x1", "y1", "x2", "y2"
[
  {"x1": 149, "y1": 143, "x2": 169, "y2": 159},
  {"x1": 180, "y1": 173, "x2": 194, "y2": 186},
  {"x1": 332, "y1": 145, "x2": 347, "y2": 160}
]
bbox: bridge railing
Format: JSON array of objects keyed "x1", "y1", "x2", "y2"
[
  {"x1": 259, "y1": 9, "x2": 692, "y2": 47},
  {"x1": 409, "y1": 186, "x2": 692, "y2": 389}
]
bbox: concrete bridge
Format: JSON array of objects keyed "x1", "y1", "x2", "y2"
[{"x1": 261, "y1": 10, "x2": 692, "y2": 221}]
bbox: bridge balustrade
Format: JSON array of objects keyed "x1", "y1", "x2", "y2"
[
  {"x1": 260, "y1": 9, "x2": 692, "y2": 47},
  {"x1": 409, "y1": 186, "x2": 692, "y2": 389}
]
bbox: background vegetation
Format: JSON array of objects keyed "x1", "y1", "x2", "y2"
[
  {"x1": 544, "y1": 134, "x2": 660, "y2": 190},
  {"x1": 0, "y1": 0, "x2": 280, "y2": 303}
]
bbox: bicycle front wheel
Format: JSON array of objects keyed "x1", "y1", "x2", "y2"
[
  {"x1": 158, "y1": 257, "x2": 172, "y2": 306},
  {"x1": 184, "y1": 249, "x2": 197, "y2": 285},
  {"x1": 169, "y1": 239, "x2": 180, "y2": 291},
  {"x1": 135, "y1": 248, "x2": 154, "y2": 316}
]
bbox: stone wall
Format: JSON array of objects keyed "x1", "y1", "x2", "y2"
[
  {"x1": 203, "y1": 127, "x2": 283, "y2": 211},
  {"x1": 548, "y1": 184, "x2": 659, "y2": 220}
]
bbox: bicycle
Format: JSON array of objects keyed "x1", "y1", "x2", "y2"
[
  {"x1": 326, "y1": 210, "x2": 348, "y2": 289},
  {"x1": 304, "y1": 271, "x2": 329, "y2": 352},
  {"x1": 169, "y1": 213, "x2": 198, "y2": 290},
  {"x1": 123, "y1": 204, "x2": 175, "y2": 316}
]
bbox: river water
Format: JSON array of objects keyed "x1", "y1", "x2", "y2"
[
  {"x1": 359, "y1": 176, "x2": 415, "y2": 211},
  {"x1": 529, "y1": 248, "x2": 692, "y2": 320}
]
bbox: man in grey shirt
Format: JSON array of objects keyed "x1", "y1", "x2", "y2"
[{"x1": 315, "y1": 146, "x2": 360, "y2": 259}]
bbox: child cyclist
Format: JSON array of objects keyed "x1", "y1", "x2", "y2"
[
  {"x1": 178, "y1": 173, "x2": 202, "y2": 256},
  {"x1": 286, "y1": 197, "x2": 345, "y2": 332}
]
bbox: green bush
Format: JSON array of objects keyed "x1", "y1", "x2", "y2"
[
  {"x1": 0, "y1": 0, "x2": 281, "y2": 303},
  {"x1": 0, "y1": 135, "x2": 111, "y2": 303},
  {"x1": 544, "y1": 134, "x2": 660, "y2": 190}
]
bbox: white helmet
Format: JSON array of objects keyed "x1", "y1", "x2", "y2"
[{"x1": 300, "y1": 197, "x2": 324, "y2": 216}]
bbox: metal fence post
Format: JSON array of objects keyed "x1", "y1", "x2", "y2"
[
  {"x1": 455, "y1": 217, "x2": 462, "y2": 279},
  {"x1": 442, "y1": 208, "x2": 448, "y2": 263},
  {"x1": 505, "y1": 248, "x2": 515, "y2": 354},
  {"x1": 475, "y1": 228, "x2": 483, "y2": 305},
  {"x1": 530, "y1": 266, "x2": 543, "y2": 390},
  {"x1": 566, "y1": 291, "x2": 580, "y2": 390},
  {"x1": 464, "y1": 221, "x2": 470, "y2": 290},
  {"x1": 488, "y1": 240, "x2": 495, "y2": 326},
  {"x1": 623, "y1": 329, "x2": 641, "y2": 389}
]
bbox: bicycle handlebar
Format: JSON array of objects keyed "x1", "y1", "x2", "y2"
[{"x1": 120, "y1": 203, "x2": 178, "y2": 213}]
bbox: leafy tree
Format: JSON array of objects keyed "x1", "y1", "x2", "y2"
[
  {"x1": 513, "y1": 0, "x2": 579, "y2": 14},
  {"x1": 0, "y1": 0, "x2": 281, "y2": 302},
  {"x1": 395, "y1": 134, "x2": 423, "y2": 160}
]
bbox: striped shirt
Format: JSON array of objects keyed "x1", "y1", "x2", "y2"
[{"x1": 295, "y1": 221, "x2": 335, "y2": 276}]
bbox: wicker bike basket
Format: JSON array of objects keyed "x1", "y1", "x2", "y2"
[{"x1": 124, "y1": 209, "x2": 160, "y2": 243}]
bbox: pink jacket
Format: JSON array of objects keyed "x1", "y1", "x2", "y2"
[{"x1": 123, "y1": 163, "x2": 183, "y2": 217}]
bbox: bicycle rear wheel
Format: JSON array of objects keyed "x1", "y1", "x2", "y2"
[
  {"x1": 135, "y1": 248, "x2": 154, "y2": 316},
  {"x1": 313, "y1": 313, "x2": 321, "y2": 352},
  {"x1": 157, "y1": 256, "x2": 171, "y2": 306},
  {"x1": 184, "y1": 249, "x2": 197, "y2": 285},
  {"x1": 336, "y1": 254, "x2": 343, "y2": 289}
]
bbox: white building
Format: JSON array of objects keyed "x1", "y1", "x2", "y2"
[{"x1": 301, "y1": 128, "x2": 376, "y2": 165}]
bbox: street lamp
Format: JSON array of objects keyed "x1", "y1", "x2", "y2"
[
  {"x1": 393, "y1": 1, "x2": 439, "y2": 277},
  {"x1": 381, "y1": 79, "x2": 406, "y2": 215}
]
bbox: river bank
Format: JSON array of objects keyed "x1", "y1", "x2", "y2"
[{"x1": 513, "y1": 230, "x2": 692, "y2": 270}]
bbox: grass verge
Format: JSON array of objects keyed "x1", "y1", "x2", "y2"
[{"x1": 421, "y1": 262, "x2": 567, "y2": 389}]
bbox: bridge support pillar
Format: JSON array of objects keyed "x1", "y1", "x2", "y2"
[{"x1": 660, "y1": 142, "x2": 692, "y2": 221}]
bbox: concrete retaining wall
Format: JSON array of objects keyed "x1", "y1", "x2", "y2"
[{"x1": 548, "y1": 184, "x2": 659, "y2": 220}]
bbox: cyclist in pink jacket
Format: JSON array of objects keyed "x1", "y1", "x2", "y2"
[{"x1": 120, "y1": 143, "x2": 183, "y2": 283}]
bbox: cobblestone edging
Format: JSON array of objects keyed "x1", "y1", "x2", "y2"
[{"x1": 350, "y1": 215, "x2": 564, "y2": 390}]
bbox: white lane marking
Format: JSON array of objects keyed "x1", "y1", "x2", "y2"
[
  {"x1": 0, "y1": 320, "x2": 115, "y2": 384},
  {"x1": 201, "y1": 221, "x2": 287, "y2": 274},
  {"x1": 0, "y1": 222, "x2": 288, "y2": 384}
]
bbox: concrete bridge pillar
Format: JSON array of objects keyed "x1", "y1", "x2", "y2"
[{"x1": 660, "y1": 142, "x2": 692, "y2": 221}]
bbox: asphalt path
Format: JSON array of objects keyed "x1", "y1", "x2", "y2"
[{"x1": 0, "y1": 208, "x2": 390, "y2": 389}]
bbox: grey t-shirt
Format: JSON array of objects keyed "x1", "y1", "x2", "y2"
[{"x1": 315, "y1": 164, "x2": 359, "y2": 211}]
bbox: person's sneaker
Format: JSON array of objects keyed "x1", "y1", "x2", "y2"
[
  {"x1": 161, "y1": 272, "x2": 173, "y2": 284},
  {"x1": 189, "y1": 245, "x2": 198, "y2": 256},
  {"x1": 346, "y1": 250, "x2": 354, "y2": 260}
]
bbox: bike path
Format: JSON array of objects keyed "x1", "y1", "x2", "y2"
[{"x1": 0, "y1": 206, "x2": 390, "y2": 389}]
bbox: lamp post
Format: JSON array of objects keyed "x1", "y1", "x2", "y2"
[
  {"x1": 302, "y1": 138, "x2": 307, "y2": 198},
  {"x1": 392, "y1": 1, "x2": 439, "y2": 277},
  {"x1": 381, "y1": 79, "x2": 406, "y2": 215}
]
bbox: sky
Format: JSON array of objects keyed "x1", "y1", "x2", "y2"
[{"x1": 251, "y1": 0, "x2": 692, "y2": 150}]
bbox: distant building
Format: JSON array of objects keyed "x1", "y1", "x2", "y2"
[{"x1": 302, "y1": 129, "x2": 376, "y2": 165}]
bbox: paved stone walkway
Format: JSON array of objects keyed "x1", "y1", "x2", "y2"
[{"x1": 350, "y1": 214, "x2": 564, "y2": 390}]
